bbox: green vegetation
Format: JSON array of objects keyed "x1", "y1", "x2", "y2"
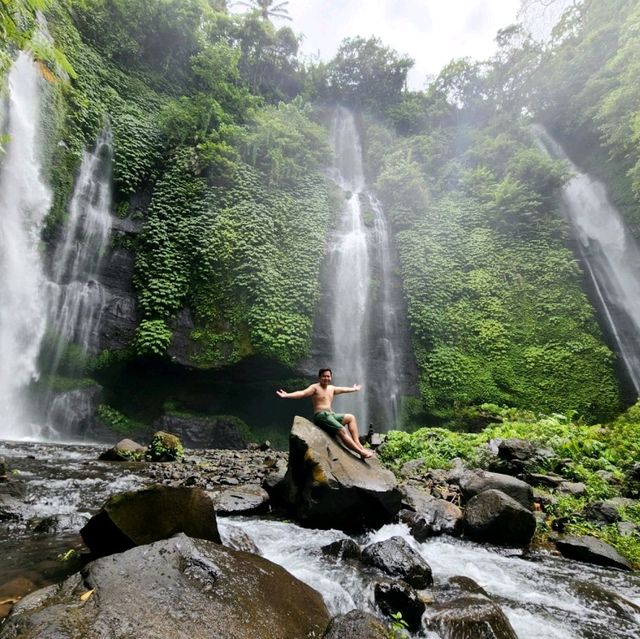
[
  {"x1": 379, "y1": 403, "x2": 640, "y2": 566},
  {"x1": 3, "y1": 0, "x2": 639, "y2": 436}
]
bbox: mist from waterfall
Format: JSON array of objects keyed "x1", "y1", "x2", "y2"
[
  {"x1": 0, "y1": 54, "x2": 51, "y2": 439},
  {"x1": 319, "y1": 108, "x2": 406, "y2": 431},
  {"x1": 534, "y1": 125, "x2": 640, "y2": 394}
]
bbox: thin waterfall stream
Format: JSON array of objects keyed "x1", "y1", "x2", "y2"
[{"x1": 534, "y1": 125, "x2": 640, "y2": 394}]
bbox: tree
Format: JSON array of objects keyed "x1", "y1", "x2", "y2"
[
  {"x1": 234, "y1": 0, "x2": 291, "y2": 22},
  {"x1": 327, "y1": 36, "x2": 413, "y2": 113}
]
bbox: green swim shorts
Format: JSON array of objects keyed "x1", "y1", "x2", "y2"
[{"x1": 313, "y1": 411, "x2": 345, "y2": 433}]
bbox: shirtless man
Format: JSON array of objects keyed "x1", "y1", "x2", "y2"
[{"x1": 276, "y1": 368, "x2": 374, "y2": 459}]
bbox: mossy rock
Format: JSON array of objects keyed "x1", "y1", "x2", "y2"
[{"x1": 146, "y1": 431, "x2": 184, "y2": 462}]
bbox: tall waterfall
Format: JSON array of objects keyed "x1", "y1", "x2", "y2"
[
  {"x1": 315, "y1": 108, "x2": 407, "y2": 431},
  {"x1": 534, "y1": 125, "x2": 640, "y2": 394},
  {"x1": 0, "y1": 54, "x2": 51, "y2": 439}
]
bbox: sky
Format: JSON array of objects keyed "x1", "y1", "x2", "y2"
[{"x1": 244, "y1": 0, "x2": 524, "y2": 89}]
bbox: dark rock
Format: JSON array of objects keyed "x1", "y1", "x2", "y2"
[
  {"x1": 219, "y1": 522, "x2": 260, "y2": 553},
  {"x1": 497, "y1": 438, "x2": 537, "y2": 461},
  {"x1": 438, "y1": 575, "x2": 490, "y2": 599},
  {"x1": 573, "y1": 581, "x2": 640, "y2": 623},
  {"x1": 623, "y1": 462, "x2": 640, "y2": 498},
  {"x1": 99, "y1": 292, "x2": 138, "y2": 351},
  {"x1": 0, "y1": 494, "x2": 27, "y2": 522},
  {"x1": 282, "y1": 416, "x2": 401, "y2": 531},
  {"x1": 147, "y1": 431, "x2": 184, "y2": 462},
  {"x1": 464, "y1": 489, "x2": 536, "y2": 546},
  {"x1": 587, "y1": 500, "x2": 624, "y2": 523},
  {"x1": 556, "y1": 535, "x2": 633, "y2": 571},
  {"x1": 557, "y1": 481, "x2": 587, "y2": 496},
  {"x1": 458, "y1": 470, "x2": 534, "y2": 510},
  {"x1": 321, "y1": 538, "x2": 362, "y2": 560},
  {"x1": 362, "y1": 536, "x2": 433, "y2": 588},
  {"x1": 0, "y1": 457, "x2": 7, "y2": 478},
  {"x1": 259, "y1": 441, "x2": 271, "y2": 451},
  {"x1": 153, "y1": 414, "x2": 248, "y2": 450},
  {"x1": 525, "y1": 472, "x2": 564, "y2": 489},
  {"x1": 427, "y1": 595, "x2": 517, "y2": 639},
  {"x1": 617, "y1": 521, "x2": 637, "y2": 536},
  {"x1": 400, "y1": 459, "x2": 427, "y2": 478},
  {"x1": 81, "y1": 486, "x2": 220, "y2": 557},
  {"x1": 2, "y1": 534, "x2": 329, "y2": 639},
  {"x1": 98, "y1": 438, "x2": 146, "y2": 462},
  {"x1": 209, "y1": 484, "x2": 269, "y2": 515},
  {"x1": 409, "y1": 498, "x2": 463, "y2": 541},
  {"x1": 399, "y1": 484, "x2": 433, "y2": 511},
  {"x1": 323, "y1": 609, "x2": 388, "y2": 639},
  {"x1": 167, "y1": 307, "x2": 197, "y2": 365},
  {"x1": 374, "y1": 580, "x2": 425, "y2": 632},
  {"x1": 48, "y1": 386, "x2": 107, "y2": 441}
]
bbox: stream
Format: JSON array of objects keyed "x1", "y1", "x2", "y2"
[{"x1": 1, "y1": 440, "x2": 639, "y2": 638}]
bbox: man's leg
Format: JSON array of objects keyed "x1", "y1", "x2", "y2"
[{"x1": 341, "y1": 414, "x2": 374, "y2": 459}]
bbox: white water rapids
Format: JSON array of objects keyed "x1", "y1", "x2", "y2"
[{"x1": 0, "y1": 441, "x2": 638, "y2": 638}]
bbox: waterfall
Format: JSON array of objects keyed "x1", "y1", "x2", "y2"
[
  {"x1": 41, "y1": 129, "x2": 113, "y2": 435},
  {"x1": 0, "y1": 54, "x2": 51, "y2": 439},
  {"x1": 534, "y1": 125, "x2": 640, "y2": 394},
  {"x1": 317, "y1": 108, "x2": 406, "y2": 431},
  {"x1": 45, "y1": 128, "x2": 113, "y2": 368}
]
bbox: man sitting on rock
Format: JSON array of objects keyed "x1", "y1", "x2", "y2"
[{"x1": 276, "y1": 368, "x2": 374, "y2": 460}]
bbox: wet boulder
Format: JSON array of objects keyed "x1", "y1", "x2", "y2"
[
  {"x1": 208, "y1": 484, "x2": 269, "y2": 515},
  {"x1": 464, "y1": 489, "x2": 536, "y2": 547},
  {"x1": 374, "y1": 580, "x2": 426, "y2": 632},
  {"x1": 362, "y1": 536, "x2": 433, "y2": 588},
  {"x1": 426, "y1": 575, "x2": 518, "y2": 639},
  {"x1": 321, "y1": 538, "x2": 362, "y2": 560},
  {"x1": 323, "y1": 609, "x2": 389, "y2": 638},
  {"x1": 98, "y1": 438, "x2": 146, "y2": 462},
  {"x1": 458, "y1": 470, "x2": 534, "y2": 510},
  {"x1": 147, "y1": 431, "x2": 184, "y2": 461},
  {"x1": 555, "y1": 535, "x2": 632, "y2": 571},
  {"x1": 81, "y1": 486, "x2": 220, "y2": 557},
  {"x1": 407, "y1": 497, "x2": 463, "y2": 541},
  {"x1": 282, "y1": 416, "x2": 401, "y2": 531},
  {"x1": 0, "y1": 534, "x2": 330, "y2": 639},
  {"x1": 218, "y1": 522, "x2": 259, "y2": 554}
]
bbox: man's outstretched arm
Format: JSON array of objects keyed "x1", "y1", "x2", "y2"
[
  {"x1": 333, "y1": 384, "x2": 362, "y2": 395},
  {"x1": 276, "y1": 385, "x2": 315, "y2": 399}
]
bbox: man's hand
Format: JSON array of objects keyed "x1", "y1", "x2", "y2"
[
  {"x1": 353, "y1": 384, "x2": 362, "y2": 391},
  {"x1": 276, "y1": 389, "x2": 288, "y2": 398}
]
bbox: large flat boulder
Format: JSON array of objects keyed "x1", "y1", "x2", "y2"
[
  {"x1": 556, "y1": 535, "x2": 633, "y2": 571},
  {"x1": 0, "y1": 534, "x2": 330, "y2": 639},
  {"x1": 458, "y1": 470, "x2": 534, "y2": 510},
  {"x1": 81, "y1": 486, "x2": 220, "y2": 557},
  {"x1": 282, "y1": 416, "x2": 401, "y2": 531}
]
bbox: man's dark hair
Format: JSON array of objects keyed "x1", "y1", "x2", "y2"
[{"x1": 318, "y1": 367, "x2": 332, "y2": 378}]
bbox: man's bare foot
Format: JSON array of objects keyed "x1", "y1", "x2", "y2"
[{"x1": 360, "y1": 449, "x2": 375, "y2": 460}]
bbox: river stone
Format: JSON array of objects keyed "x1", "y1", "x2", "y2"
[
  {"x1": 282, "y1": 416, "x2": 401, "y2": 531},
  {"x1": 0, "y1": 534, "x2": 330, "y2": 639},
  {"x1": 399, "y1": 483, "x2": 434, "y2": 511},
  {"x1": 362, "y1": 536, "x2": 433, "y2": 588},
  {"x1": 147, "y1": 431, "x2": 184, "y2": 461},
  {"x1": 81, "y1": 486, "x2": 220, "y2": 557},
  {"x1": 458, "y1": 470, "x2": 534, "y2": 509},
  {"x1": 525, "y1": 472, "x2": 564, "y2": 489},
  {"x1": 573, "y1": 581, "x2": 640, "y2": 623},
  {"x1": 321, "y1": 538, "x2": 362, "y2": 560},
  {"x1": 374, "y1": 580, "x2": 426, "y2": 632},
  {"x1": 409, "y1": 498, "x2": 463, "y2": 541},
  {"x1": 153, "y1": 414, "x2": 248, "y2": 450},
  {"x1": 218, "y1": 522, "x2": 260, "y2": 554},
  {"x1": 464, "y1": 489, "x2": 536, "y2": 546},
  {"x1": 98, "y1": 438, "x2": 146, "y2": 462},
  {"x1": 209, "y1": 484, "x2": 269, "y2": 515},
  {"x1": 557, "y1": 481, "x2": 587, "y2": 496},
  {"x1": 426, "y1": 594, "x2": 518, "y2": 639},
  {"x1": 323, "y1": 609, "x2": 388, "y2": 638},
  {"x1": 555, "y1": 535, "x2": 633, "y2": 571},
  {"x1": 497, "y1": 438, "x2": 537, "y2": 461}
]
